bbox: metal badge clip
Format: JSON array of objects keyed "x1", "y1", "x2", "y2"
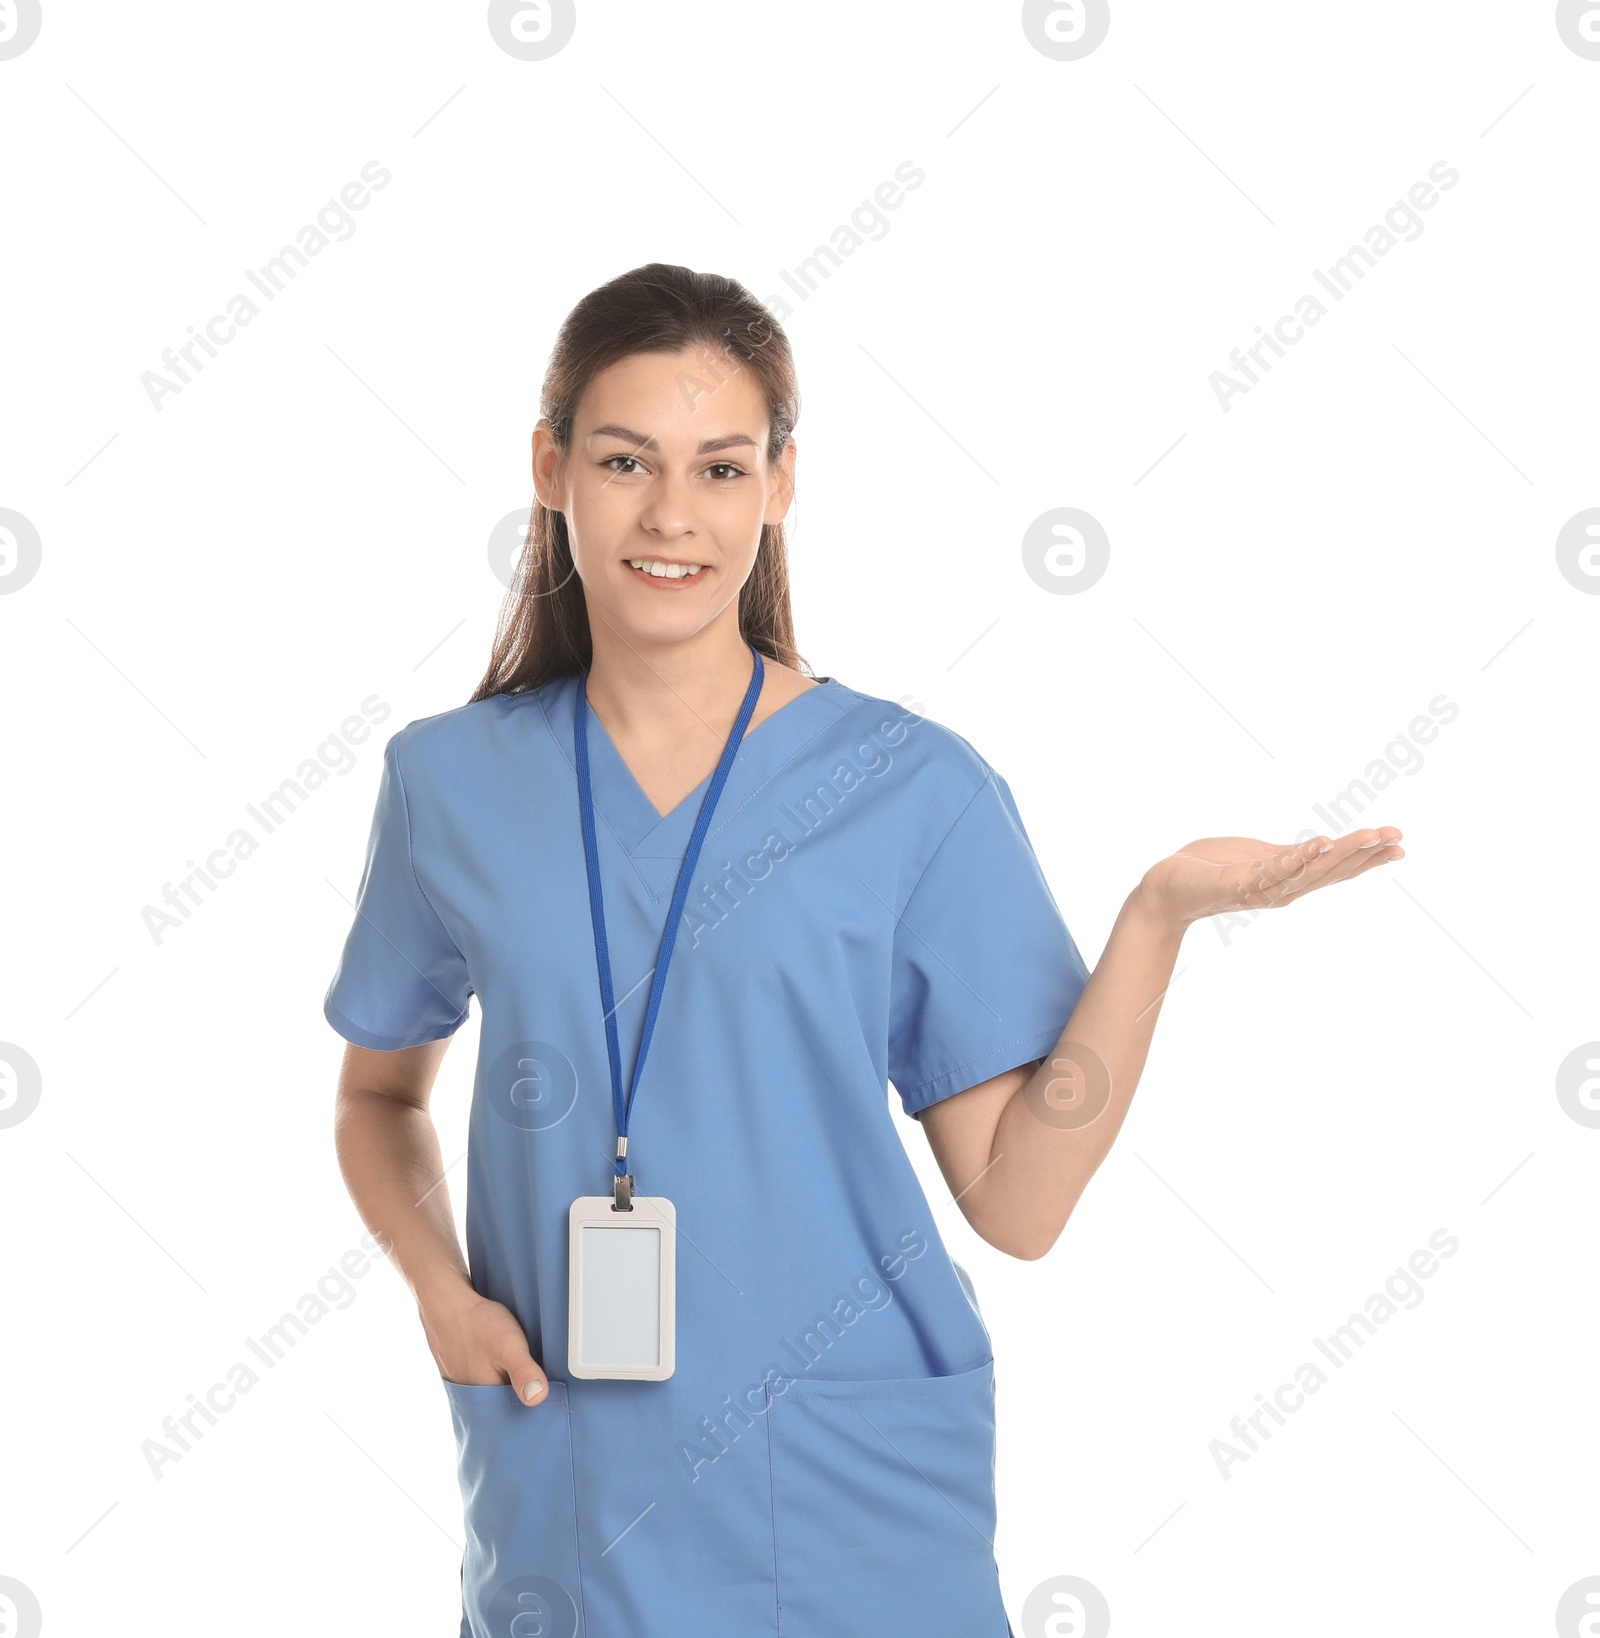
[{"x1": 612, "y1": 1137, "x2": 633, "y2": 1211}]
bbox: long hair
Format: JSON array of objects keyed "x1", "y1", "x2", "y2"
[{"x1": 468, "y1": 264, "x2": 807, "y2": 702}]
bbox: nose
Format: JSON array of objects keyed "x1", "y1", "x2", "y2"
[{"x1": 637, "y1": 465, "x2": 696, "y2": 540}]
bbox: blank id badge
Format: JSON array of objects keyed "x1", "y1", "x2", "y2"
[{"x1": 568, "y1": 1195, "x2": 676, "y2": 1380}]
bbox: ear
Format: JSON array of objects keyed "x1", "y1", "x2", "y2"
[
  {"x1": 531, "y1": 420, "x2": 563, "y2": 511},
  {"x1": 763, "y1": 436, "x2": 798, "y2": 525}
]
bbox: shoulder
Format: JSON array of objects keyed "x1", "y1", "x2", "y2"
[
  {"x1": 384, "y1": 677, "x2": 577, "y2": 776},
  {"x1": 804, "y1": 681, "x2": 1003, "y2": 863},
  {"x1": 805, "y1": 681, "x2": 1031, "y2": 901},
  {"x1": 819, "y1": 680, "x2": 995, "y2": 792}
]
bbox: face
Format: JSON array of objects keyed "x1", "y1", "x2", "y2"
[{"x1": 531, "y1": 345, "x2": 796, "y2": 651}]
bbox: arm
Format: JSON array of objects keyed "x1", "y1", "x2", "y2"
[
  {"x1": 334, "y1": 1038, "x2": 552, "y2": 1405},
  {"x1": 918, "y1": 826, "x2": 1404, "y2": 1260}
]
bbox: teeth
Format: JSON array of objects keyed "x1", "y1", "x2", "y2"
[{"x1": 629, "y1": 560, "x2": 703, "y2": 579}]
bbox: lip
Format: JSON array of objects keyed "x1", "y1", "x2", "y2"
[{"x1": 625, "y1": 558, "x2": 709, "y2": 589}]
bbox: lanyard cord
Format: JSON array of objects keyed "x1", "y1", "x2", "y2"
[{"x1": 574, "y1": 643, "x2": 766, "y2": 1183}]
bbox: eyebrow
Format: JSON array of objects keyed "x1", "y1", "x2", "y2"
[{"x1": 586, "y1": 423, "x2": 760, "y2": 455}]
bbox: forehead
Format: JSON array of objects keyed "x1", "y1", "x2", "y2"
[{"x1": 575, "y1": 347, "x2": 769, "y2": 447}]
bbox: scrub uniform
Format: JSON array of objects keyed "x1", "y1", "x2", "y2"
[{"x1": 323, "y1": 671, "x2": 1090, "y2": 1638}]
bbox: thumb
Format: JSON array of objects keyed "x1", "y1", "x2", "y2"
[{"x1": 503, "y1": 1343, "x2": 550, "y2": 1407}]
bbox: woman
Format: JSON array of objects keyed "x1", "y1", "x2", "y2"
[{"x1": 325, "y1": 263, "x2": 1402, "y2": 1638}]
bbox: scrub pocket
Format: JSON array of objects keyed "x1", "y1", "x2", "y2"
[
  {"x1": 764, "y1": 1357, "x2": 1009, "y2": 1638},
  {"x1": 442, "y1": 1378, "x2": 586, "y2": 1638}
]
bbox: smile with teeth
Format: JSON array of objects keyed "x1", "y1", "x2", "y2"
[{"x1": 628, "y1": 559, "x2": 706, "y2": 580}]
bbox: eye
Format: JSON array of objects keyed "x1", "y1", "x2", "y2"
[
  {"x1": 705, "y1": 462, "x2": 746, "y2": 481},
  {"x1": 600, "y1": 454, "x2": 646, "y2": 475}
]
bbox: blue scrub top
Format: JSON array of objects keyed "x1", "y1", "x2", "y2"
[{"x1": 324, "y1": 670, "x2": 1089, "y2": 1638}]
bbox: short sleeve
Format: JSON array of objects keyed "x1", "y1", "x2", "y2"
[
  {"x1": 888, "y1": 768, "x2": 1090, "y2": 1117},
  {"x1": 323, "y1": 734, "x2": 473, "y2": 1051}
]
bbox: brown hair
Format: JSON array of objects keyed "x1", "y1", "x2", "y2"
[{"x1": 467, "y1": 263, "x2": 807, "y2": 702}]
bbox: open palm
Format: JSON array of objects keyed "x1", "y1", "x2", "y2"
[{"x1": 1139, "y1": 827, "x2": 1405, "y2": 928}]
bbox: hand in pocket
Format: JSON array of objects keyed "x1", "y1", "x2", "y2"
[{"x1": 422, "y1": 1286, "x2": 550, "y2": 1405}]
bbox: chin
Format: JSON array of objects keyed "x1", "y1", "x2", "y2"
[{"x1": 607, "y1": 596, "x2": 718, "y2": 648}]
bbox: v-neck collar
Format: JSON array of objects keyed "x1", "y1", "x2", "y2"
[{"x1": 535, "y1": 671, "x2": 845, "y2": 869}]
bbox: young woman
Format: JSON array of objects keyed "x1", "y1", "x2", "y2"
[{"x1": 325, "y1": 263, "x2": 1402, "y2": 1638}]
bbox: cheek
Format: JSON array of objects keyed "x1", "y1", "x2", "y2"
[
  {"x1": 564, "y1": 476, "x2": 634, "y2": 555},
  {"x1": 570, "y1": 471, "x2": 631, "y2": 518},
  {"x1": 709, "y1": 482, "x2": 773, "y2": 543}
]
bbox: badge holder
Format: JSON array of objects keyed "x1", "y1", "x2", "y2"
[{"x1": 568, "y1": 1176, "x2": 676, "y2": 1381}]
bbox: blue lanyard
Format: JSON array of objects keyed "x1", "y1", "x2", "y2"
[{"x1": 574, "y1": 643, "x2": 765, "y2": 1203}]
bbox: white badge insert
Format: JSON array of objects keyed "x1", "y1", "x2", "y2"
[{"x1": 568, "y1": 1195, "x2": 676, "y2": 1380}]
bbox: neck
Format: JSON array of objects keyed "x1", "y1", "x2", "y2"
[{"x1": 583, "y1": 604, "x2": 755, "y2": 740}]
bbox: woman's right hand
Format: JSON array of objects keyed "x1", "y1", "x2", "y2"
[{"x1": 421, "y1": 1283, "x2": 550, "y2": 1406}]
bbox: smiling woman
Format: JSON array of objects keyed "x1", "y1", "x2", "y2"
[
  {"x1": 471, "y1": 269, "x2": 805, "y2": 702},
  {"x1": 322, "y1": 262, "x2": 1404, "y2": 1638},
  {"x1": 473, "y1": 278, "x2": 817, "y2": 817}
]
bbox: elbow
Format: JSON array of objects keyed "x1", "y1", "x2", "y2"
[
  {"x1": 996, "y1": 1237, "x2": 1057, "y2": 1263},
  {"x1": 978, "y1": 1217, "x2": 1067, "y2": 1262}
]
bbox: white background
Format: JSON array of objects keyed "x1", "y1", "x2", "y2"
[{"x1": 2, "y1": 3, "x2": 1596, "y2": 1635}]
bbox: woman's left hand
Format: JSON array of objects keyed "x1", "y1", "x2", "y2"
[{"x1": 1135, "y1": 826, "x2": 1405, "y2": 931}]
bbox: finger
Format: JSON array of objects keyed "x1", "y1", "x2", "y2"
[
  {"x1": 504, "y1": 1347, "x2": 550, "y2": 1406},
  {"x1": 1238, "y1": 837, "x2": 1336, "y2": 905},
  {"x1": 1283, "y1": 836, "x2": 1404, "y2": 897},
  {"x1": 1330, "y1": 840, "x2": 1405, "y2": 886},
  {"x1": 1249, "y1": 829, "x2": 1402, "y2": 905},
  {"x1": 1276, "y1": 827, "x2": 1403, "y2": 894}
]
